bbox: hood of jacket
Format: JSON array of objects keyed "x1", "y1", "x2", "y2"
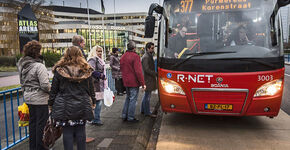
[
  {"x1": 18, "y1": 56, "x2": 42, "y2": 78},
  {"x1": 55, "y1": 65, "x2": 93, "y2": 82}
]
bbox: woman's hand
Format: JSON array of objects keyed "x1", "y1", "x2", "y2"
[{"x1": 92, "y1": 104, "x2": 96, "y2": 109}]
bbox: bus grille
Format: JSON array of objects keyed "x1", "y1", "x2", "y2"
[{"x1": 191, "y1": 88, "x2": 249, "y2": 114}]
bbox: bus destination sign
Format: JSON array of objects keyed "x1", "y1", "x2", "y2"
[
  {"x1": 202, "y1": 0, "x2": 252, "y2": 11},
  {"x1": 180, "y1": 0, "x2": 255, "y2": 13}
]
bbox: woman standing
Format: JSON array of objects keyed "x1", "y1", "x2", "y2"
[
  {"x1": 18, "y1": 40, "x2": 50, "y2": 150},
  {"x1": 49, "y1": 46, "x2": 96, "y2": 150},
  {"x1": 88, "y1": 45, "x2": 107, "y2": 126},
  {"x1": 110, "y1": 48, "x2": 125, "y2": 95}
]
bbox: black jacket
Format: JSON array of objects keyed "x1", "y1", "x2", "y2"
[
  {"x1": 168, "y1": 33, "x2": 187, "y2": 57},
  {"x1": 48, "y1": 66, "x2": 96, "y2": 121}
]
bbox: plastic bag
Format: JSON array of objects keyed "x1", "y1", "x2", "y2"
[
  {"x1": 104, "y1": 88, "x2": 115, "y2": 107},
  {"x1": 18, "y1": 102, "x2": 29, "y2": 127}
]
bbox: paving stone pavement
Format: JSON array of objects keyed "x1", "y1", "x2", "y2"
[{"x1": 11, "y1": 90, "x2": 159, "y2": 150}]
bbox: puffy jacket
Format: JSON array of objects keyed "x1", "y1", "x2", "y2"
[
  {"x1": 48, "y1": 65, "x2": 96, "y2": 121},
  {"x1": 18, "y1": 56, "x2": 50, "y2": 105},
  {"x1": 120, "y1": 51, "x2": 145, "y2": 87}
]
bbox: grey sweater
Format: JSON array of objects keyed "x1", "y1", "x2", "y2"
[{"x1": 18, "y1": 56, "x2": 50, "y2": 105}]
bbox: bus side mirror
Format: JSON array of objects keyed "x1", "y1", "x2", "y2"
[
  {"x1": 145, "y1": 15, "x2": 155, "y2": 38},
  {"x1": 278, "y1": 0, "x2": 290, "y2": 7}
]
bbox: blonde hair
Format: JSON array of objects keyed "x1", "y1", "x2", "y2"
[
  {"x1": 53, "y1": 46, "x2": 91, "y2": 73},
  {"x1": 87, "y1": 45, "x2": 104, "y2": 60}
]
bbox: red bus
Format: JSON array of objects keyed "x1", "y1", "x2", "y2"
[{"x1": 145, "y1": 0, "x2": 290, "y2": 117}]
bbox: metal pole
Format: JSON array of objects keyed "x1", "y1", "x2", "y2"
[
  {"x1": 114, "y1": 0, "x2": 117, "y2": 47},
  {"x1": 87, "y1": 0, "x2": 92, "y2": 50},
  {"x1": 102, "y1": 15, "x2": 106, "y2": 60},
  {"x1": 10, "y1": 92, "x2": 15, "y2": 143}
]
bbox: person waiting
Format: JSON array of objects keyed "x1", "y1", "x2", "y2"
[{"x1": 110, "y1": 48, "x2": 125, "y2": 95}]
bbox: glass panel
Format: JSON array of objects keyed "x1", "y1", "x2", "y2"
[{"x1": 162, "y1": 0, "x2": 280, "y2": 59}]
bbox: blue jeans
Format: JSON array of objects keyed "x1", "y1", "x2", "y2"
[
  {"x1": 92, "y1": 100, "x2": 102, "y2": 124},
  {"x1": 122, "y1": 87, "x2": 139, "y2": 121},
  {"x1": 141, "y1": 91, "x2": 152, "y2": 115}
]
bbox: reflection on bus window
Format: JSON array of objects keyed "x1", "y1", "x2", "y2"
[
  {"x1": 163, "y1": 0, "x2": 280, "y2": 59},
  {"x1": 167, "y1": 25, "x2": 187, "y2": 58},
  {"x1": 228, "y1": 25, "x2": 252, "y2": 46}
]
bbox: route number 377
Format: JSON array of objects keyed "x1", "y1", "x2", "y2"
[
  {"x1": 258, "y1": 75, "x2": 273, "y2": 81},
  {"x1": 180, "y1": 0, "x2": 193, "y2": 13}
]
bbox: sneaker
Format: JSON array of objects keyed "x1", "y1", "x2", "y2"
[
  {"x1": 122, "y1": 117, "x2": 127, "y2": 121},
  {"x1": 127, "y1": 118, "x2": 139, "y2": 123},
  {"x1": 117, "y1": 93, "x2": 123, "y2": 96},
  {"x1": 86, "y1": 137, "x2": 95, "y2": 143},
  {"x1": 146, "y1": 114, "x2": 157, "y2": 118},
  {"x1": 92, "y1": 122, "x2": 103, "y2": 126}
]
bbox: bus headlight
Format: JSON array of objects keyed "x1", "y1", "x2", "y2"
[
  {"x1": 254, "y1": 79, "x2": 282, "y2": 97},
  {"x1": 160, "y1": 78, "x2": 185, "y2": 95}
]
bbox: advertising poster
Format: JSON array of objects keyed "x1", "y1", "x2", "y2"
[{"x1": 18, "y1": 4, "x2": 39, "y2": 52}]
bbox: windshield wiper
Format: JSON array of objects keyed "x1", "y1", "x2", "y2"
[
  {"x1": 216, "y1": 58, "x2": 277, "y2": 69},
  {"x1": 185, "y1": 51, "x2": 237, "y2": 56},
  {"x1": 172, "y1": 51, "x2": 236, "y2": 69}
]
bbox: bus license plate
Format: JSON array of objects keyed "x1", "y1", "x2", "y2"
[{"x1": 205, "y1": 104, "x2": 233, "y2": 111}]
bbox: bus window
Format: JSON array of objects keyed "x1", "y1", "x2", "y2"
[{"x1": 162, "y1": 0, "x2": 279, "y2": 59}]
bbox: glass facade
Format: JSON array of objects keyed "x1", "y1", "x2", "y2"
[
  {"x1": 77, "y1": 29, "x2": 129, "y2": 55},
  {"x1": 0, "y1": 2, "x2": 54, "y2": 56},
  {"x1": 0, "y1": 3, "x2": 20, "y2": 56},
  {"x1": 40, "y1": 28, "x2": 130, "y2": 57},
  {"x1": 1, "y1": 2, "x2": 149, "y2": 58}
]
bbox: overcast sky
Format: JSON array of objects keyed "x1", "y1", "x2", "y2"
[{"x1": 45, "y1": 0, "x2": 164, "y2": 14}]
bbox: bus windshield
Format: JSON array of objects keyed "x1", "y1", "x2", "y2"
[{"x1": 161, "y1": 0, "x2": 282, "y2": 60}]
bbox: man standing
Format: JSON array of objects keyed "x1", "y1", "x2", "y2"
[
  {"x1": 141, "y1": 42, "x2": 157, "y2": 118},
  {"x1": 72, "y1": 35, "x2": 87, "y2": 59},
  {"x1": 120, "y1": 41, "x2": 145, "y2": 123}
]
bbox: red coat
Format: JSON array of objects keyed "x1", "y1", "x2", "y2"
[{"x1": 120, "y1": 51, "x2": 145, "y2": 87}]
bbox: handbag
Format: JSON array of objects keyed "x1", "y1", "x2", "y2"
[{"x1": 42, "y1": 116, "x2": 63, "y2": 149}]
